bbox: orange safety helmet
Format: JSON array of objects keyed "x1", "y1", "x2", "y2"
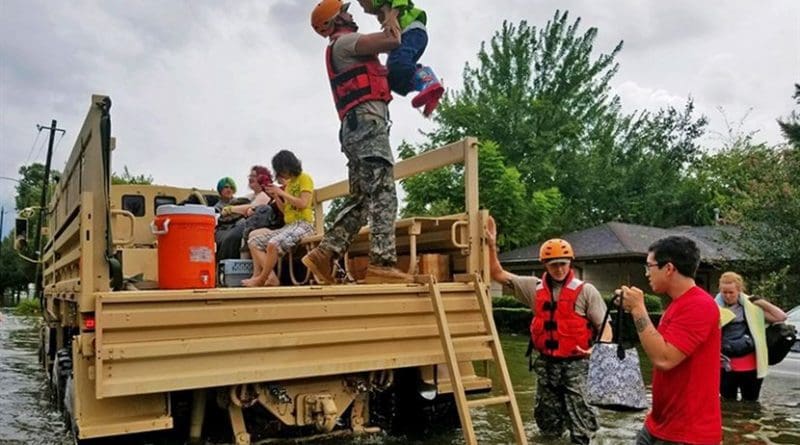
[
  {"x1": 311, "y1": 0, "x2": 349, "y2": 37},
  {"x1": 539, "y1": 238, "x2": 574, "y2": 263}
]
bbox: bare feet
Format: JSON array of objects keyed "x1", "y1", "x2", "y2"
[
  {"x1": 265, "y1": 272, "x2": 280, "y2": 287},
  {"x1": 241, "y1": 276, "x2": 266, "y2": 287}
]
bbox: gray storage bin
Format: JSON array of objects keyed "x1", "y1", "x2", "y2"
[{"x1": 218, "y1": 259, "x2": 254, "y2": 287}]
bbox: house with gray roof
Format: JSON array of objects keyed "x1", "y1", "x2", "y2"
[{"x1": 497, "y1": 222, "x2": 747, "y2": 296}]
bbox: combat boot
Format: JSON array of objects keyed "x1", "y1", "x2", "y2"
[
  {"x1": 362, "y1": 264, "x2": 414, "y2": 284},
  {"x1": 410, "y1": 65, "x2": 444, "y2": 117},
  {"x1": 302, "y1": 247, "x2": 335, "y2": 285}
]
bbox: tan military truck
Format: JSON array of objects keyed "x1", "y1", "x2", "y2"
[{"x1": 34, "y1": 95, "x2": 526, "y2": 445}]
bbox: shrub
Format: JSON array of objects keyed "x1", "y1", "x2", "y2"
[
  {"x1": 13, "y1": 298, "x2": 40, "y2": 316},
  {"x1": 604, "y1": 293, "x2": 664, "y2": 313},
  {"x1": 493, "y1": 295, "x2": 528, "y2": 309}
]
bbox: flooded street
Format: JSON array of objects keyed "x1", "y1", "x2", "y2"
[
  {"x1": 0, "y1": 310, "x2": 71, "y2": 445},
  {"x1": 1, "y1": 308, "x2": 798, "y2": 444}
]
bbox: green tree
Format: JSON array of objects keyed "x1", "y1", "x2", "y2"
[
  {"x1": 1, "y1": 163, "x2": 57, "y2": 299},
  {"x1": 692, "y1": 101, "x2": 800, "y2": 309},
  {"x1": 0, "y1": 235, "x2": 30, "y2": 301},
  {"x1": 401, "y1": 10, "x2": 707, "y2": 248},
  {"x1": 15, "y1": 163, "x2": 60, "y2": 211},
  {"x1": 734, "y1": 145, "x2": 799, "y2": 309},
  {"x1": 777, "y1": 83, "x2": 800, "y2": 146},
  {"x1": 112, "y1": 166, "x2": 153, "y2": 185},
  {"x1": 427, "y1": 12, "x2": 624, "y2": 190},
  {"x1": 400, "y1": 140, "x2": 562, "y2": 248},
  {"x1": 535, "y1": 100, "x2": 708, "y2": 231}
]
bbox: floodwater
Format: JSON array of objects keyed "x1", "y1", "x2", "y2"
[{"x1": 1, "y1": 308, "x2": 798, "y2": 445}]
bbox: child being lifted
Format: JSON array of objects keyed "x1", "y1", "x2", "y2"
[{"x1": 356, "y1": 0, "x2": 444, "y2": 117}]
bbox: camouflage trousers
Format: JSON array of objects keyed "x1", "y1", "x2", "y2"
[
  {"x1": 532, "y1": 356, "x2": 598, "y2": 445},
  {"x1": 320, "y1": 116, "x2": 398, "y2": 266}
]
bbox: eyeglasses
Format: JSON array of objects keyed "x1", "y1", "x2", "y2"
[{"x1": 644, "y1": 262, "x2": 665, "y2": 274}]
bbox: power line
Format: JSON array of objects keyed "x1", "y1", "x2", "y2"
[
  {"x1": 32, "y1": 130, "x2": 49, "y2": 163},
  {"x1": 51, "y1": 130, "x2": 67, "y2": 156},
  {"x1": 23, "y1": 126, "x2": 44, "y2": 165}
]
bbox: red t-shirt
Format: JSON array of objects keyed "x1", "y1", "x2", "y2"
[{"x1": 645, "y1": 286, "x2": 722, "y2": 444}]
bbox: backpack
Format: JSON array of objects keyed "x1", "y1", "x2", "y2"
[
  {"x1": 765, "y1": 322, "x2": 798, "y2": 365},
  {"x1": 241, "y1": 203, "x2": 284, "y2": 241}
]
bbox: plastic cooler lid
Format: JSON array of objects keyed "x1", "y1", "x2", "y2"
[{"x1": 156, "y1": 204, "x2": 216, "y2": 217}]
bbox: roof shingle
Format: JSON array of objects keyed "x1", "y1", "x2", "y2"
[{"x1": 499, "y1": 222, "x2": 745, "y2": 264}]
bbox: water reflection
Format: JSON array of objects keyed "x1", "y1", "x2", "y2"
[
  {"x1": 0, "y1": 310, "x2": 71, "y2": 445},
  {"x1": 0, "y1": 310, "x2": 797, "y2": 444}
]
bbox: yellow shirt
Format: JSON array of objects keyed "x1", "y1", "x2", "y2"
[{"x1": 283, "y1": 172, "x2": 314, "y2": 224}]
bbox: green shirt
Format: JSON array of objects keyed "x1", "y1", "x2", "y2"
[{"x1": 373, "y1": 0, "x2": 426, "y2": 29}]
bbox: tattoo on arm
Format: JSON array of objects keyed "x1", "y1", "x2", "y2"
[{"x1": 634, "y1": 315, "x2": 652, "y2": 334}]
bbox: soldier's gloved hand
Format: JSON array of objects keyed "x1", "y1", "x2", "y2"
[{"x1": 221, "y1": 206, "x2": 232, "y2": 216}]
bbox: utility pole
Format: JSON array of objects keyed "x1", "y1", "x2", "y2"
[{"x1": 33, "y1": 120, "x2": 65, "y2": 304}]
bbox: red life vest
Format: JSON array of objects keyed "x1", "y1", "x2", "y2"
[
  {"x1": 530, "y1": 270, "x2": 594, "y2": 358},
  {"x1": 326, "y1": 37, "x2": 392, "y2": 121}
]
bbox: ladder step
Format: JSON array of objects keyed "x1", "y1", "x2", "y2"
[
  {"x1": 453, "y1": 273, "x2": 474, "y2": 283},
  {"x1": 467, "y1": 395, "x2": 511, "y2": 408},
  {"x1": 452, "y1": 335, "x2": 494, "y2": 345}
]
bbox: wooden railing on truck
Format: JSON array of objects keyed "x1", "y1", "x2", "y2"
[{"x1": 309, "y1": 137, "x2": 488, "y2": 283}]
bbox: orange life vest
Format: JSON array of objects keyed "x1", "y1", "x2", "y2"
[
  {"x1": 530, "y1": 270, "x2": 594, "y2": 358},
  {"x1": 326, "y1": 38, "x2": 392, "y2": 121}
]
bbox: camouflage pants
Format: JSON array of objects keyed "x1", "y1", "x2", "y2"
[
  {"x1": 320, "y1": 116, "x2": 398, "y2": 266},
  {"x1": 532, "y1": 356, "x2": 598, "y2": 445}
]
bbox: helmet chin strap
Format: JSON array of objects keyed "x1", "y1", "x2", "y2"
[{"x1": 333, "y1": 16, "x2": 358, "y2": 33}]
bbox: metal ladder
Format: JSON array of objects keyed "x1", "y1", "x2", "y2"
[{"x1": 421, "y1": 274, "x2": 528, "y2": 445}]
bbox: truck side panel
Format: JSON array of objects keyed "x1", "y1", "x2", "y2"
[
  {"x1": 95, "y1": 283, "x2": 493, "y2": 398},
  {"x1": 72, "y1": 337, "x2": 172, "y2": 439}
]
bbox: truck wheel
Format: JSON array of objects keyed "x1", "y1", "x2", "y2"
[
  {"x1": 38, "y1": 326, "x2": 46, "y2": 365},
  {"x1": 43, "y1": 326, "x2": 56, "y2": 381},
  {"x1": 53, "y1": 348, "x2": 72, "y2": 411},
  {"x1": 63, "y1": 375, "x2": 84, "y2": 444},
  {"x1": 369, "y1": 369, "x2": 459, "y2": 436}
]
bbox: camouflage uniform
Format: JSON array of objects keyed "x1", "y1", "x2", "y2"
[
  {"x1": 532, "y1": 355, "x2": 598, "y2": 445},
  {"x1": 319, "y1": 111, "x2": 398, "y2": 266}
]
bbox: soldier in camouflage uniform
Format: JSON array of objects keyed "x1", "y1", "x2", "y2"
[
  {"x1": 485, "y1": 217, "x2": 611, "y2": 445},
  {"x1": 304, "y1": 0, "x2": 412, "y2": 284},
  {"x1": 322, "y1": 119, "x2": 399, "y2": 267}
]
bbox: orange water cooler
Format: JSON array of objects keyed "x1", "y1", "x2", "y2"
[{"x1": 151, "y1": 204, "x2": 217, "y2": 289}]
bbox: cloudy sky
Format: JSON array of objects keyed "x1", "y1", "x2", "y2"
[{"x1": 1, "y1": 1, "x2": 798, "y2": 238}]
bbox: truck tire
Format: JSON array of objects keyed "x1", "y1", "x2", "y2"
[
  {"x1": 63, "y1": 375, "x2": 85, "y2": 444},
  {"x1": 43, "y1": 326, "x2": 56, "y2": 378},
  {"x1": 37, "y1": 325, "x2": 46, "y2": 365},
  {"x1": 53, "y1": 348, "x2": 72, "y2": 411},
  {"x1": 369, "y1": 369, "x2": 459, "y2": 436}
]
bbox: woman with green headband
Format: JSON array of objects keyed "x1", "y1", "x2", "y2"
[{"x1": 214, "y1": 176, "x2": 237, "y2": 213}]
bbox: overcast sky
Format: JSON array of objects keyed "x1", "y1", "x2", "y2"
[{"x1": 1, "y1": 1, "x2": 798, "y2": 238}]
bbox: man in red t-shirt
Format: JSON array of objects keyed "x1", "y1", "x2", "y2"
[{"x1": 619, "y1": 236, "x2": 722, "y2": 445}]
